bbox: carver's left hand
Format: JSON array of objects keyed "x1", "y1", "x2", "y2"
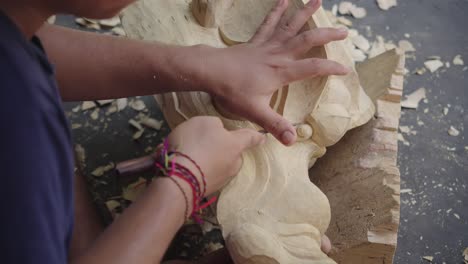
[{"x1": 196, "y1": 0, "x2": 349, "y2": 145}]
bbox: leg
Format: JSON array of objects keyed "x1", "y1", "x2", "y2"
[{"x1": 68, "y1": 172, "x2": 104, "y2": 261}]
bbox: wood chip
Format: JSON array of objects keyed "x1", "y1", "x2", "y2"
[
  {"x1": 140, "y1": 117, "x2": 163, "y2": 130},
  {"x1": 377, "y1": 0, "x2": 397, "y2": 10},
  {"x1": 424, "y1": 59, "x2": 444, "y2": 73},
  {"x1": 75, "y1": 18, "x2": 87, "y2": 27},
  {"x1": 106, "y1": 105, "x2": 118, "y2": 115},
  {"x1": 91, "y1": 163, "x2": 115, "y2": 177},
  {"x1": 133, "y1": 129, "x2": 145, "y2": 140},
  {"x1": 96, "y1": 99, "x2": 114, "y2": 106},
  {"x1": 350, "y1": 6, "x2": 367, "y2": 19},
  {"x1": 352, "y1": 35, "x2": 370, "y2": 52},
  {"x1": 130, "y1": 99, "x2": 146, "y2": 111},
  {"x1": 337, "y1": 16, "x2": 353, "y2": 26},
  {"x1": 463, "y1": 247, "x2": 468, "y2": 263},
  {"x1": 105, "y1": 200, "x2": 121, "y2": 212},
  {"x1": 399, "y1": 126, "x2": 411, "y2": 134},
  {"x1": 71, "y1": 123, "x2": 82, "y2": 129},
  {"x1": 331, "y1": 4, "x2": 338, "y2": 16},
  {"x1": 448, "y1": 126, "x2": 460, "y2": 137},
  {"x1": 47, "y1": 16, "x2": 56, "y2": 24},
  {"x1": 90, "y1": 109, "x2": 99, "y2": 120},
  {"x1": 98, "y1": 17, "x2": 121, "y2": 27},
  {"x1": 81, "y1": 101, "x2": 97, "y2": 111},
  {"x1": 122, "y1": 177, "x2": 147, "y2": 201},
  {"x1": 75, "y1": 144, "x2": 86, "y2": 167},
  {"x1": 72, "y1": 105, "x2": 81, "y2": 112},
  {"x1": 422, "y1": 256, "x2": 433, "y2": 262},
  {"x1": 398, "y1": 40, "x2": 415, "y2": 53},
  {"x1": 414, "y1": 68, "x2": 427, "y2": 75},
  {"x1": 111, "y1": 27, "x2": 127, "y2": 36},
  {"x1": 351, "y1": 48, "x2": 367, "y2": 62},
  {"x1": 453, "y1": 55, "x2": 464, "y2": 66},
  {"x1": 400, "y1": 188, "x2": 412, "y2": 193},
  {"x1": 116, "y1": 98, "x2": 128, "y2": 111},
  {"x1": 401, "y1": 88, "x2": 426, "y2": 109},
  {"x1": 443, "y1": 107, "x2": 449, "y2": 115},
  {"x1": 338, "y1": 1, "x2": 354, "y2": 15},
  {"x1": 129, "y1": 119, "x2": 143, "y2": 130}
]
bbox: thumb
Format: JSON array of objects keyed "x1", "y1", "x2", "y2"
[
  {"x1": 251, "y1": 106, "x2": 297, "y2": 146},
  {"x1": 231, "y1": 128, "x2": 267, "y2": 151}
]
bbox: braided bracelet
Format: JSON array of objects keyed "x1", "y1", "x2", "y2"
[{"x1": 166, "y1": 176, "x2": 189, "y2": 220}]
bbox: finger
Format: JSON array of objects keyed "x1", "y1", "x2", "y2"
[
  {"x1": 272, "y1": 0, "x2": 322, "y2": 42},
  {"x1": 250, "y1": 105, "x2": 297, "y2": 145},
  {"x1": 321, "y1": 235, "x2": 332, "y2": 254},
  {"x1": 281, "y1": 58, "x2": 350, "y2": 82},
  {"x1": 285, "y1": 27, "x2": 348, "y2": 57},
  {"x1": 250, "y1": 0, "x2": 289, "y2": 44},
  {"x1": 230, "y1": 128, "x2": 266, "y2": 151}
]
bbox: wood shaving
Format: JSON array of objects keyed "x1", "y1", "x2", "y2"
[
  {"x1": 91, "y1": 162, "x2": 115, "y2": 177},
  {"x1": 75, "y1": 18, "x2": 87, "y2": 27},
  {"x1": 424, "y1": 59, "x2": 444, "y2": 73},
  {"x1": 140, "y1": 117, "x2": 163, "y2": 130},
  {"x1": 400, "y1": 188, "x2": 412, "y2": 193},
  {"x1": 116, "y1": 98, "x2": 128, "y2": 111},
  {"x1": 90, "y1": 109, "x2": 99, "y2": 120},
  {"x1": 422, "y1": 256, "x2": 433, "y2": 262},
  {"x1": 98, "y1": 17, "x2": 121, "y2": 27},
  {"x1": 81, "y1": 101, "x2": 97, "y2": 111},
  {"x1": 204, "y1": 242, "x2": 224, "y2": 254},
  {"x1": 111, "y1": 27, "x2": 127, "y2": 37},
  {"x1": 401, "y1": 88, "x2": 426, "y2": 109},
  {"x1": 377, "y1": 0, "x2": 397, "y2": 10},
  {"x1": 129, "y1": 119, "x2": 143, "y2": 130},
  {"x1": 130, "y1": 99, "x2": 147, "y2": 111},
  {"x1": 404, "y1": 33, "x2": 411, "y2": 38},
  {"x1": 399, "y1": 126, "x2": 411, "y2": 134},
  {"x1": 454, "y1": 213, "x2": 460, "y2": 219},
  {"x1": 448, "y1": 126, "x2": 460, "y2": 137},
  {"x1": 453, "y1": 55, "x2": 464, "y2": 65},
  {"x1": 352, "y1": 35, "x2": 370, "y2": 52},
  {"x1": 133, "y1": 129, "x2": 145, "y2": 140},
  {"x1": 347, "y1": 29, "x2": 359, "y2": 38},
  {"x1": 398, "y1": 40, "x2": 415, "y2": 53},
  {"x1": 122, "y1": 177, "x2": 147, "y2": 201}
]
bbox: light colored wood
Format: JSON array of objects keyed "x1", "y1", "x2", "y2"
[{"x1": 121, "y1": 1, "x2": 403, "y2": 263}]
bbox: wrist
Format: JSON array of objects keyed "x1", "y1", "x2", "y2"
[{"x1": 150, "y1": 177, "x2": 194, "y2": 225}]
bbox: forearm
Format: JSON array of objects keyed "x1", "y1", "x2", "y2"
[
  {"x1": 37, "y1": 24, "x2": 209, "y2": 101},
  {"x1": 71, "y1": 177, "x2": 189, "y2": 264}
]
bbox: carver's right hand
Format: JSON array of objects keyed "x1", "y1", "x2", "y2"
[{"x1": 166, "y1": 116, "x2": 266, "y2": 196}]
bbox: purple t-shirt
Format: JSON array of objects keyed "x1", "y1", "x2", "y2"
[{"x1": 0, "y1": 12, "x2": 74, "y2": 263}]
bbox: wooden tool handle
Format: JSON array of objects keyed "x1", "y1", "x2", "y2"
[{"x1": 115, "y1": 155, "x2": 156, "y2": 176}]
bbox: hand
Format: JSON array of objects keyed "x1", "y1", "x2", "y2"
[
  {"x1": 166, "y1": 116, "x2": 265, "y2": 196},
  {"x1": 199, "y1": 0, "x2": 349, "y2": 145}
]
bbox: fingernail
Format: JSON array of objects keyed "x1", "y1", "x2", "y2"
[
  {"x1": 338, "y1": 27, "x2": 348, "y2": 34},
  {"x1": 280, "y1": 131, "x2": 295, "y2": 145}
]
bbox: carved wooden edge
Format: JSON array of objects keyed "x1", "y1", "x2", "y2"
[{"x1": 310, "y1": 49, "x2": 404, "y2": 264}]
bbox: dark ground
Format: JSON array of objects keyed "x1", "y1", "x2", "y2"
[{"x1": 60, "y1": 0, "x2": 467, "y2": 263}]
